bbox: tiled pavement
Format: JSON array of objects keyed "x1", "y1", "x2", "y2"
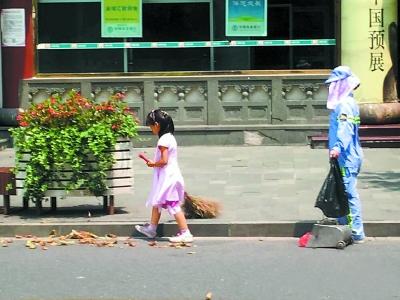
[{"x1": 0, "y1": 146, "x2": 399, "y2": 236}]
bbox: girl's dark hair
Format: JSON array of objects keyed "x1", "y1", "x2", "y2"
[{"x1": 145, "y1": 109, "x2": 175, "y2": 137}]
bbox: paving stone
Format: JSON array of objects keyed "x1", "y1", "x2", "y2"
[{"x1": 0, "y1": 146, "x2": 399, "y2": 227}]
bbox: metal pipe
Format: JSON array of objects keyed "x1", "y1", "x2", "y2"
[{"x1": 0, "y1": 108, "x2": 20, "y2": 126}]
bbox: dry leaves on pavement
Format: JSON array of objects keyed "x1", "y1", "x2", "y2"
[
  {"x1": 5, "y1": 230, "x2": 196, "y2": 251},
  {"x1": 12, "y1": 230, "x2": 135, "y2": 250}
]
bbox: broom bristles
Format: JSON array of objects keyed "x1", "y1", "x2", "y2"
[{"x1": 183, "y1": 192, "x2": 221, "y2": 219}]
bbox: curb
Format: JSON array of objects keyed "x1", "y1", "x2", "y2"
[{"x1": 0, "y1": 221, "x2": 399, "y2": 238}]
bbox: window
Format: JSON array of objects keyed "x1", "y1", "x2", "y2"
[
  {"x1": 38, "y1": 2, "x2": 124, "y2": 73},
  {"x1": 37, "y1": 0, "x2": 338, "y2": 73},
  {"x1": 128, "y1": 2, "x2": 210, "y2": 72},
  {"x1": 251, "y1": 0, "x2": 337, "y2": 69}
]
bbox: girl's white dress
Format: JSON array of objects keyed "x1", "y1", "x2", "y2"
[{"x1": 146, "y1": 133, "x2": 185, "y2": 209}]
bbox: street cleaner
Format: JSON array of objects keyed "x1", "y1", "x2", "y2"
[{"x1": 326, "y1": 65, "x2": 366, "y2": 244}]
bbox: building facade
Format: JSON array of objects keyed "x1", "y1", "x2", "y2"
[{"x1": 0, "y1": 0, "x2": 398, "y2": 145}]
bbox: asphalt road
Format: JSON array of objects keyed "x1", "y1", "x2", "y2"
[{"x1": 0, "y1": 237, "x2": 400, "y2": 300}]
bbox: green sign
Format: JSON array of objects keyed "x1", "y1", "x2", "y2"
[
  {"x1": 226, "y1": 0, "x2": 267, "y2": 36},
  {"x1": 101, "y1": 0, "x2": 142, "y2": 38}
]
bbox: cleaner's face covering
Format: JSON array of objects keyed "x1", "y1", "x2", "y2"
[{"x1": 325, "y1": 66, "x2": 360, "y2": 110}]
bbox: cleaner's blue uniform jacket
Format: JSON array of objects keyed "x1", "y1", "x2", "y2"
[{"x1": 328, "y1": 95, "x2": 365, "y2": 241}]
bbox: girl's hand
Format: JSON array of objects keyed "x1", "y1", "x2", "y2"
[
  {"x1": 146, "y1": 160, "x2": 156, "y2": 167},
  {"x1": 145, "y1": 147, "x2": 168, "y2": 168}
]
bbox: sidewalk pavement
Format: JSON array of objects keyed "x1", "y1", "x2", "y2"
[{"x1": 0, "y1": 146, "x2": 400, "y2": 237}]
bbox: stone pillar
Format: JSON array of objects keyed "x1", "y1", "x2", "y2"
[
  {"x1": 1, "y1": 0, "x2": 35, "y2": 108},
  {"x1": 341, "y1": 0, "x2": 397, "y2": 103}
]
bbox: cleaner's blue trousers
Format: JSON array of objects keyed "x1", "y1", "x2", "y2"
[{"x1": 337, "y1": 169, "x2": 365, "y2": 241}]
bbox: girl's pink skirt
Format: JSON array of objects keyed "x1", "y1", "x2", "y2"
[{"x1": 160, "y1": 200, "x2": 181, "y2": 216}]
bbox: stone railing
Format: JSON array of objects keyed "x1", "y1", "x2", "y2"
[{"x1": 19, "y1": 72, "x2": 330, "y2": 145}]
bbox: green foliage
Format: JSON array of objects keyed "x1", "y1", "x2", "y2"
[
  {"x1": 10, "y1": 91, "x2": 138, "y2": 201},
  {"x1": 5, "y1": 183, "x2": 13, "y2": 192}
]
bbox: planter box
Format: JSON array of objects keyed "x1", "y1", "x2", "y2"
[{"x1": 14, "y1": 139, "x2": 134, "y2": 214}]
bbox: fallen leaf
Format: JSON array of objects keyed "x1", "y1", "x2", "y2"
[
  {"x1": 59, "y1": 240, "x2": 75, "y2": 246},
  {"x1": 25, "y1": 241, "x2": 37, "y2": 249},
  {"x1": 187, "y1": 251, "x2": 196, "y2": 255},
  {"x1": 169, "y1": 242, "x2": 191, "y2": 248},
  {"x1": 172, "y1": 242, "x2": 192, "y2": 247},
  {"x1": 148, "y1": 241, "x2": 157, "y2": 247},
  {"x1": 106, "y1": 233, "x2": 117, "y2": 238},
  {"x1": 128, "y1": 241, "x2": 136, "y2": 247},
  {"x1": 79, "y1": 238, "x2": 96, "y2": 245},
  {"x1": 124, "y1": 238, "x2": 135, "y2": 244},
  {"x1": 15, "y1": 235, "x2": 23, "y2": 239},
  {"x1": 41, "y1": 246, "x2": 48, "y2": 251},
  {"x1": 205, "y1": 292, "x2": 212, "y2": 300}
]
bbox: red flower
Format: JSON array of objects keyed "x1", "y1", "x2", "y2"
[
  {"x1": 114, "y1": 92, "x2": 125, "y2": 100},
  {"x1": 19, "y1": 121, "x2": 29, "y2": 127}
]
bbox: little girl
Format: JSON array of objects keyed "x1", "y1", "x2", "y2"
[{"x1": 135, "y1": 109, "x2": 194, "y2": 243}]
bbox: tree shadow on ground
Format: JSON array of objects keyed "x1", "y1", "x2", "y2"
[
  {"x1": 358, "y1": 171, "x2": 400, "y2": 192},
  {"x1": 2, "y1": 204, "x2": 129, "y2": 220}
]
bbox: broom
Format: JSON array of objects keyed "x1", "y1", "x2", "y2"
[
  {"x1": 138, "y1": 153, "x2": 221, "y2": 219},
  {"x1": 183, "y1": 192, "x2": 221, "y2": 219}
]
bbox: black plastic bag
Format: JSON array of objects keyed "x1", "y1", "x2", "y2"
[{"x1": 315, "y1": 158, "x2": 349, "y2": 218}]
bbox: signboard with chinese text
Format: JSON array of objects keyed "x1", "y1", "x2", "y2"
[
  {"x1": 226, "y1": 0, "x2": 267, "y2": 36},
  {"x1": 1, "y1": 9, "x2": 25, "y2": 47},
  {"x1": 101, "y1": 0, "x2": 142, "y2": 38},
  {"x1": 342, "y1": 0, "x2": 397, "y2": 103}
]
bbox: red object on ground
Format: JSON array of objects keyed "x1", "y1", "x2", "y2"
[
  {"x1": 138, "y1": 153, "x2": 150, "y2": 163},
  {"x1": 298, "y1": 232, "x2": 312, "y2": 247}
]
